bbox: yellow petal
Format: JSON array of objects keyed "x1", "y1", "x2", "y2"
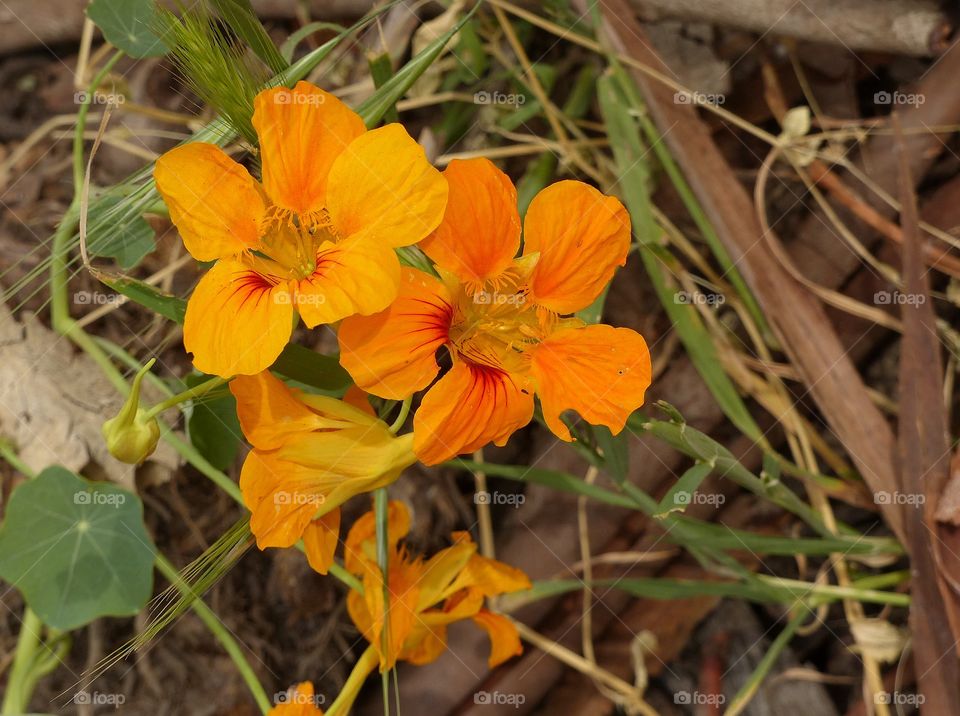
[
  {"x1": 326, "y1": 124, "x2": 447, "y2": 248},
  {"x1": 472, "y1": 610, "x2": 523, "y2": 668},
  {"x1": 183, "y1": 260, "x2": 294, "y2": 378},
  {"x1": 230, "y1": 371, "x2": 326, "y2": 450},
  {"x1": 253, "y1": 81, "x2": 365, "y2": 216},
  {"x1": 302, "y1": 507, "x2": 341, "y2": 575},
  {"x1": 294, "y1": 237, "x2": 401, "y2": 327},
  {"x1": 450, "y1": 552, "x2": 532, "y2": 598},
  {"x1": 154, "y1": 143, "x2": 265, "y2": 261},
  {"x1": 523, "y1": 181, "x2": 630, "y2": 314},
  {"x1": 239, "y1": 452, "x2": 324, "y2": 549},
  {"x1": 338, "y1": 268, "x2": 452, "y2": 399},
  {"x1": 413, "y1": 361, "x2": 534, "y2": 465},
  {"x1": 419, "y1": 158, "x2": 520, "y2": 286},
  {"x1": 530, "y1": 324, "x2": 651, "y2": 441}
]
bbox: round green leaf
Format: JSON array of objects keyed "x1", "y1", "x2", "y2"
[
  {"x1": 0, "y1": 466, "x2": 155, "y2": 630},
  {"x1": 87, "y1": 0, "x2": 168, "y2": 58}
]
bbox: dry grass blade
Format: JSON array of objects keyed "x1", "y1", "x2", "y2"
[
  {"x1": 592, "y1": 0, "x2": 905, "y2": 542},
  {"x1": 892, "y1": 114, "x2": 960, "y2": 711}
]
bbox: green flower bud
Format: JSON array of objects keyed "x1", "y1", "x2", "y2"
[{"x1": 102, "y1": 359, "x2": 160, "y2": 464}]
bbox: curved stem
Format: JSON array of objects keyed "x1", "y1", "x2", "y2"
[
  {"x1": 1, "y1": 608, "x2": 43, "y2": 714},
  {"x1": 144, "y1": 375, "x2": 227, "y2": 419},
  {"x1": 326, "y1": 645, "x2": 379, "y2": 716},
  {"x1": 387, "y1": 397, "x2": 411, "y2": 434}
]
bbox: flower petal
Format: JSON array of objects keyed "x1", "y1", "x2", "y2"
[
  {"x1": 472, "y1": 610, "x2": 523, "y2": 668},
  {"x1": 338, "y1": 268, "x2": 452, "y2": 399},
  {"x1": 419, "y1": 158, "x2": 520, "y2": 286},
  {"x1": 302, "y1": 507, "x2": 341, "y2": 575},
  {"x1": 154, "y1": 143, "x2": 265, "y2": 261},
  {"x1": 253, "y1": 82, "x2": 365, "y2": 216},
  {"x1": 449, "y1": 551, "x2": 532, "y2": 598},
  {"x1": 230, "y1": 371, "x2": 326, "y2": 450},
  {"x1": 183, "y1": 260, "x2": 294, "y2": 377},
  {"x1": 239, "y1": 452, "x2": 322, "y2": 549},
  {"x1": 413, "y1": 361, "x2": 534, "y2": 465},
  {"x1": 523, "y1": 181, "x2": 630, "y2": 314},
  {"x1": 294, "y1": 237, "x2": 401, "y2": 327},
  {"x1": 326, "y1": 124, "x2": 447, "y2": 248},
  {"x1": 268, "y1": 681, "x2": 323, "y2": 715},
  {"x1": 530, "y1": 325, "x2": 651, "y2": 441},
  {"x1": 345, "y1": 500, "x2": 411, "y2": 574}
]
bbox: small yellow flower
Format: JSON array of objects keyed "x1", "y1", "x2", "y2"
[
  {"x1": 344, "y1": 500, "x2": 531, "y2": 672},
  {"x1": 230, "y1": 371, "x2": 414, "y2": 574}
]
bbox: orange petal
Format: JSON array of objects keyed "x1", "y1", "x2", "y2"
[
  {"x1": 154, "y1": 143, "x2": 265, "y2": 261},
  {"x1": 419, "y1": 158, "x2": 520, "y2": 286},
  {"x1": 239, "y1": 452, "x2": 324, "y2": 549},
  {"x1": 302, "y1": 507, "x2": 341, "y2": 575},
  {"x1": 294, "y1": 237, "x2": 401, "y2": 327},
  {"x1": 183, "y1": 260, "x2": 294, "y2": 378},
  {"x1": 523, "y1": 181, "x2": 630, "y2": 314},
  {"x1": 401, "y1": 623, "x2": 448, "y2": 666},
  {"x1": 230, "y1": 371, "x2": 326, "y2": 450},
  {"x1": 338, "y1": 268, "x2": 452, "y2": 399},
  {"x1": 344, "y1": 500, "x2": 412, "y2": 575},
  {"x1": 268, "y1": 681, "x2": 323, "y2": 715},
  {"x1": 253, "y1": 82, "x2": 365, "y2": 216},
  {"x1": 450, "y1": 552, "x2": 532, "y2": 598},
  {"x1": 472, "y1": 610, "x2": 523, "y2": 668},
  {"x1": 530, "y1": 325, "x2": 651, "y2": 441},
  {"x1": 342, "y1": 385, "x2": 377, "y2": 416},
  {"x1": 326, "y1": 124, "x2": 447, "y2": 248},
  {"x1": 413, "y1": 361, "x2": 534, "y2": 465}
]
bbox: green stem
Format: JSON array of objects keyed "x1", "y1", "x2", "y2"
[
  {"x1": 1, "y1": 608, "x2": 44, "y2": 714},
  {"x1": 387, "y1": 397, "x2": 411, "y2": 434},
  {"x1": 374, "y1": 488, "x2": 391, "y2": 711},
  {"x1": 144, "y1": 375, "x2": 227, "y2": 419},
  {"x1": 326, "y1": 645, "x2": 379, "y2": 716},
  {"x1": 154, "y1": 554, "x2": 271, "y2": 714}
]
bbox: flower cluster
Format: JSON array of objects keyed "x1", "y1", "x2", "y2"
[{"x1": 151, "y1": 79, "x2": 651, "y2": 704}]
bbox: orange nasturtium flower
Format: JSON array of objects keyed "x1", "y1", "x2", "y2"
[
  {"x1": 154, "y1": 80, "x2": 447, "y2": 378},
  {"x1": 338, "y1": 157, "x2": 652, "y2": 464},
  {"x1": 269, "y1": 682, "x2": 323, "y2": 715},
  {"x1": 345, "y1": 501, "x2": 531, "y2": 673},
  {"x1": 230, "y1": 371, "x2": 415, "y2": 574}
]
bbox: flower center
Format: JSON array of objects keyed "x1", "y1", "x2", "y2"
[
  {"x1": 448, "y1": 283, "x2": 543, "y2": 373},
  {"x1": 258, "y1": 207, "x2": 338, "y2": 280}
]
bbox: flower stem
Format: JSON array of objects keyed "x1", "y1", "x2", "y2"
[
  {"x1": 326, "y1": 645, "x2": 379, "y2": 716},
  {"x1": 144, "y1": 375, "x2": 227, "y2": 420},
  {"x1": 387, "y1": 397, "x2": 412, "y2": 434},
  {"x1": 1, "y1": 608, "x2": 43, "y2": 714}
]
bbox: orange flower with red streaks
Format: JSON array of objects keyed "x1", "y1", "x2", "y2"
[
  {"x1": 154, "y1": 81, "x2": 447, "y2": 378},
  {"x1": 338, "y1": 158, "x2": 651, "y2": 464}
]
